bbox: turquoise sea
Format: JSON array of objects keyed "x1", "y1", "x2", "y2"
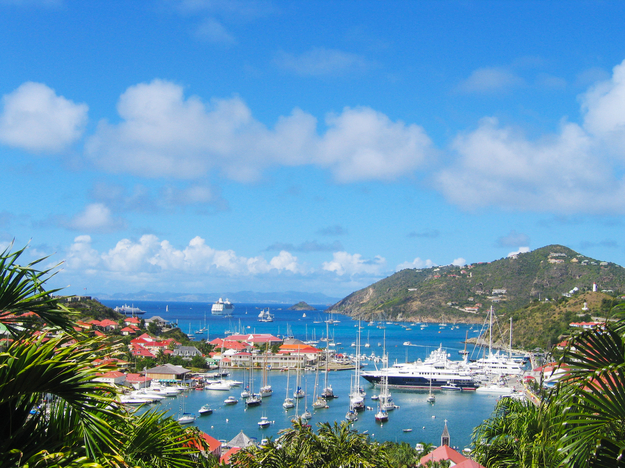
[{"x1": 101, "y1": 300, "x2": 501, "y2": 450}]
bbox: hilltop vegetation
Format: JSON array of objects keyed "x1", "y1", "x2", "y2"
[{"x1": 327, "y1": 245, "x2": 625, "y2": 349}]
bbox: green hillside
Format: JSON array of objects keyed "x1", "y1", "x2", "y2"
[{"x1": 327, "y1": 245, "x2": 625, "y2": 331}]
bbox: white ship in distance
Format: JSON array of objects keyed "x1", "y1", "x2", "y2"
[{"x1": 211, "y1": 298, "x2": 234, "y2": 315}]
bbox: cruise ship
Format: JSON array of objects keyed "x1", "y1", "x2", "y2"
[
  {"x1": 114, "y1": 304, "x2": 146, "y2": 316},
  {"x1": 211, "y1": 298, "x2": 234, "y2": 316},
  {"x1": 361, "y1": 345, "x2": 478, "y2": 391}
]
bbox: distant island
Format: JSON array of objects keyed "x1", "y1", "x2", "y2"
[{"x1": 288, "y1": 301, "x2": 316, "y2": 311}]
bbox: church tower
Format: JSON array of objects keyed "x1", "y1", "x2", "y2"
[{"x1": 441, "y1": 419, "x2": 450, "y2": 446}]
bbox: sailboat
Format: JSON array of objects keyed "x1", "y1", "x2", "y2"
[
  {"x1": 469, "y1": 307, "x2": 524, "y2": 376},
  {"x1": 301, "y1": 382, "x2": 312, "y2": 420},
  {"x1": 259, "y1": 346, "x2": 273, "y2": 397},
  {"x1": 321, "y1": 321, "x2": 336, "y2": 400},
  {"x1": 245, "y1": 355, "x2": 262, "y2": 407},
  {"x1": 374, "y1": 400, "x2": 389, "y2": 422},
  {"x1": 348, "y1": 323, "x2": 365, "y2": 412},
  {"x1": 177, "y1": 397, "x2": 196, "y2": 424},
  {"x1": 293, "y1": 350, "x2": 305, "y2": 399},
  {"x1": 312, "y1": 364, "x2": 327, "y2": 409},
  {"x1": 364, "y1": 330, "x2": 371, "y2": 348},
  {"x1": 379, "y1": 333, "x2": 395, "y2": 412},
  {"x1": 283, "y1": 369, "x2": 295, "y2": 409},
  {"x1": 427, "y1": 377, "x2": 436, "y2": 403}
]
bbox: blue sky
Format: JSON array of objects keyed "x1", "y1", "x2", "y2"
[{"x1": 2, "y1": 0, "x2": 625, "y2": 299}]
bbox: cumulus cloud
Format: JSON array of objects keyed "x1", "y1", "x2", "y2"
[
  {"x1": 66, "y1": 234, "x2": 306, "y2": 277},
  {"x1": 68, "y1": 203, "x2": 124, "y2": 232},
  {"x1": 508, "y1": 247, "x2": 530, "y2": 257},
  {"x1": 497, "y1": 230, "x2": 530, "y2": 248},
  {"x1": 322, "y1": 251, "x2": 386, "y2": 276},
  {"x1": 274, "y1": 47, "x2": 371, "y2": 77},
  {"x1": 65, "y1": 235, "x2": 101, "y2": 270},
  {"x1": 0, "y1": 82, "x2": 88, "y2": 152},
  {"x1": 451, "y1": 257, "x2": 466, "y2": 266},
  {"x1": 318, "y1": 107, "x2": 432, "y2": 182},
  {"x1": 85, "y1": 79, "x2": 432, "y2": 183},
  {"x1": 457, "y1": 67, "x2": 525, "y2": 93},
  {"x1": 581, "y1": 60, "x2": 625, "y2": 152},
  {"x1": 438, "y1": 59, "x2": 625, "y2": 214},
  {"x1": 396, "y1": 257, "x2": 436, "y2": 271}
]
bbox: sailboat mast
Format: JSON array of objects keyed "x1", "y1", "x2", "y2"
[
  {"x1": 509, "y1": 317, "x2": 513, "y2": 359},
  {"x1": 489, "y1": 306, "x2": 493, "y2": 356},
  {"x1": 325, "y1": 321, "x2": 330, "y2": 389}
]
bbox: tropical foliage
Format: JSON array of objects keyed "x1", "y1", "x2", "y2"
[
  {"x1": 555, "y1": 320, "x2": 625, "y2": 468},
  {"x1": 472, "y1": 315, "x2": 625, "y2": 468},
  {"x1": 0, "y1": 245, "x2": 214, "y2": 468},
  {"x1": 230, "y1": 420, "x2": 392, "y2": 468},
  {"x1": 471, "y1": 397, "x2": 563, "y2": 467}
]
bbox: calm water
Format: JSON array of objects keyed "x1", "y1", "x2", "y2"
[{"x1": 101, "y1": 300, "x2": 500, "y2": 449}]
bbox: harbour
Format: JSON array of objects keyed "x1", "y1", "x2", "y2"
[{"x1": 102, "y1": 299, "x2": 510, "y2": 449}]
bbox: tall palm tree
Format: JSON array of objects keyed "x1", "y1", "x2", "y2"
[
  {"x1": 555, "y1": 320, "x2": 625, "y2": 468},
  {"x1": 0, "y1": 245, "x2": 212, "y2": 468}
]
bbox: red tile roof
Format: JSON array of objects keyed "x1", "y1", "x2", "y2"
[{"x1": 419, "y1": 445, "x2": 467, "y2": 466}]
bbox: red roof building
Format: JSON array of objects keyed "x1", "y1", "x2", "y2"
[
  {"x1": 220, "y1": 447, "x2": 241, "y2": 465},
  {"x1": 419, "y1": 445, "x2": 467, "y2": 466}
]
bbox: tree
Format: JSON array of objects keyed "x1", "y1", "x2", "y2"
[
  {"x1": 382, "y1": 441, "x2": 418, "y2": 467},
  {"x1": 555, "y1": 320, "x2": 625, "y2": 467},
  {"x1": 231, "y1": 420, "x2": 391, "y2": 468},
  {"x1": 471, "y1": 397, "x2": 563, "y2": 467},
  {"x1": 0, "y1": 245, "x2": 212, "y2": 468}
]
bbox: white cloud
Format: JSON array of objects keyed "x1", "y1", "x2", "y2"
[
  {"x1": 0, "y1": 82, "x2": 88, "y2": 152},
  {"x1": 457, "y1": 67, "x2": 524, "y2": 93},
  {"x1": 73, "y1": 234, "x2": 306, "y2": 276},
  {"x1": 451, "y1": 257, "x2": 466, "y2": 266},
  {"x1": 65, "y1": 235, "x2": 101, "y2": 270},
  {"x1": 322, "y1": 251, "x2": 386, "y2": 276},
  {"x1": 85, "y1": 79, "x2": 432, "y2": 183},
  {"x1": 581, "y1": 59, "x2": 625, "y2": 153},
  {"x1": 508, "y1": 247, "x2": 530, "y2": 257},
  {"x1": 68, "y1": 203, "x2": 124, "y2": 232},
  {"x1": 396, "y1": 257, "x2": 435, "y2": 271},
  {"x1": 194, "y1": 17, "x2": 236, "y2": 44},
  {"x1": 274, "y1": 47, "x2": 370, "y2": 77},
  {"x1": 438, "y1": 58, "x2": 625, "y2": 214},
  {"x1": 318, "y1": 107, "x2": 432, "y2": 182}
]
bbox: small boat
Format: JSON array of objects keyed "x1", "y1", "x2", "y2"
[
  {"x1": 283, "y1": 397, "x2": 295, "y2": 409},
  {"x1": 345, "y1": 410, "x2": 358, "y2": 422},
  {"x1": 205, "y1": 381, "x2": 232, "y2": 391},
  {"x1": 198, "y1": 404, "x2": 213, "y2": 415},
  {"x1": 224, "y1": 396, "x2": 238, "y2": 405},
  {"x1": 241, "y1": 388, "x2": 250, "y2": 398},
  {"x1": 370, "y1": 394, "x2": 379, "y2": 401},
  {"x1": 301, "y1": 409, "x2": 312, "y2": 420},
  {"x1": 246, "y1": 394, "x2": 262, "y2": 407},
  {"x1": 312, "y1": 396, "x2": 328, "y2": 409},
  {"x1": 375, "y1": 409, "x2": 389, "y2": 423},
  {"x1": 441, "y1": 382, "x2": 461, "y2": 391},
  {"x1": 427, "y1": 394, "x2": 436, "y2": 403},
  {"x1": 403, "y1": 428, "x2": 413, "y2": 433},
  {"x1": 177, "y1": 413, "x2": 196, "y2": 424},
  {"x1": 258, "y1": 416, "x2": 272, "y2": 428}
]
